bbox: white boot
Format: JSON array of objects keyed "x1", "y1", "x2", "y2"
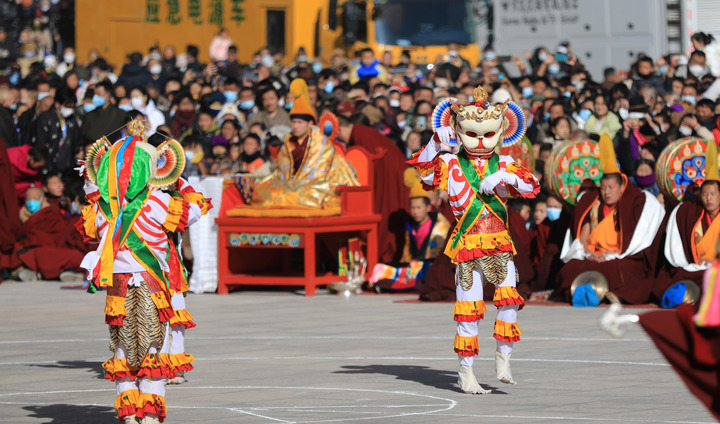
[
  {"x1": 123, "y1": 415, "x2": 139, "y2": 424},
  {"x1": 141, "y1": 416, "x2": 161, "y2": 424},
  {"x1": 458, "y1": 365, "x2": 491, "y2": 394},
  {"x1": 495, "y1": 351, "x2": 516, "y2": 384}
]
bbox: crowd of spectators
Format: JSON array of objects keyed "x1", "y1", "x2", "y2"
[{"x1": 1, "y1": 5, "x2": 720, "y2": 285}]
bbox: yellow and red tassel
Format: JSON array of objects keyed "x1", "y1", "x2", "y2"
[
  {"x1": 493, "y1": 286, "x2": 525, "y2": 310},
  {"x1": 453, "y1": 300, "x2": 486, "y2": 322},
  {"x1": 453, "y1": 334, "x2": 479, "y2": 356},
  {"x1": 493, "y1": 319, "x2": 522, "y2": 342}
]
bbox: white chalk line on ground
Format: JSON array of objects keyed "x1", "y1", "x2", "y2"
[
  {"x1": 0, "y1": 335, "x2": 650, "y2": 344},
  {"x1": 0, "y1": 356, "x2": 669, "y2": 367},
  {"x1": 0, "y1": 385, "x2": 457, "y2": 423},
  {"x1": 0, "y1": 387, "x2": 714, "y2": 424}
]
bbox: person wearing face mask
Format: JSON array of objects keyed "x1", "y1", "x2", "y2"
[
  {"x1": 33, "y1": 87, "x2": 80, "y2": 176},
  {"x1": 525, "y1": 194, "x2": 569, "y2": 300},
  {"x1": 80, "y1": 80, "x2": 127, "y2": 144},
  {"x1": 676, "y1": 50, "x2": 711, "y2": 80},
  {"x1": 56, "y1": 47, "x2": 86, "y2": 79},
  {"x1": 629, "y1": 159, "x2": 660, "y2": 196},
  {"x1": 128, "y1": 86, "x2": 165, "y2": 135}
]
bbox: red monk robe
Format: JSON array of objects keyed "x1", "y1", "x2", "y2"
[
  {"x1": 532, "y1": 208, "x2": 573, "y2": 295},
  {"x1": 346, "y1": 124, "x2": 410, "y2": 262},
  {"x1": 0, "y1": 138, "x2": 20, "y2": 273},
  {"x1": 553, "y1": 182, "x2": 666, "y2": 304},
  {"x1": 657, "y1": 200, "x2": 719, "y2": 298},
  {"x1": 7, "y1": 144, "x2": 43, "y2": 204},
  {"x1": 508, "y1": 207, "x2": 536, "y2": 301},
  {"x1": 14, "y1": 205, "x2": 90, "y2": 279}
]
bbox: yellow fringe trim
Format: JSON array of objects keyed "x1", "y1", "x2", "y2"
[
  {"x1": 169, "y1": 308, "x2": 194, "y2": 326},
  {"x1": 444, "y1": 230, "x2": 516, "y2": 260},
  {"x1": 453, "y1": 334, "x2": 479, "y2": 352},
  {"x1": 163, "y1": 196, "x2": 185, "y2": 233},
  {"x1": 104, "y1": 295, "x2": 127, "y2": 318},
  {"x1": 183, "y1": 192, "x2": 210, "y2": 215},
  {"x1": 81, "y1": 204, "x2": 98, "y2": 240},
  {"x1": 493, "y1": 286, "x2": 525, "y2": 306},
  {"x1": 161, "y1": 352, "x2": 195, "y2": 368},
  {"x1": 137, "y1": 392, "x2": 166, "y2": 417},
  {"x1": 150, "y1": 291, "x2": 172, "y2": 312},
  {"x1": 453, "y1": 300, "x2": 487, "y2": 316},
  {"x1": 494, "y1": 319, "x2": 522, "y2": 341},
  {"x1": 103, "y1": 357, "x2": 134, "y2": 374},
  {"x1": 114, "y1": 389, "x2": 139, "y2": 410}
]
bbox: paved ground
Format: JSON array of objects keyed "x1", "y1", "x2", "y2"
[{"x1": 0, "y1": 280, "x2": 716, "y2": 424}]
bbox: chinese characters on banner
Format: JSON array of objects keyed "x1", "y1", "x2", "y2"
[{"x1": 146, "y1": 0, "x2": 245, "y2": 25}]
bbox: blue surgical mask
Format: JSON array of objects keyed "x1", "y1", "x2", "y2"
[
  {"x1": 83, "y1": 103, "x2": 96, "y2": 113},
  {"x1": 538, "y1": 53, "x2": 548, "y2": 62},
  {"x1": 522, "y1": 86, "x2": 533, "y2": 98},
  {"x1": 284, "y1": 102, "x2": 293, "y2": 110},
  {"x1": 239, "y1": 100, "x2": 255, "y2": 110},
  {"x1": 324, "y1": 81, "x2": 335, "y2": 94},
  {"x1": 92, "y1": 94, "x2": 106, "y2": 107},
  {"x1": 484, "y1": 52, "x2": 496, "y2": 61},
  {"x1": 543, "y1": 112, "x2": 550, "y2": 121},
  {"x1": 548, "y1": 63, "x2": 561, "y2": 75},
  {"x1": 224, "y1": 91, "x2": 238, "y2": 103},
  {"x1": 185, "y1": 150, "x2": 195, "y2": 160},
  {"x1": 71, "y1": 201, "x2": 80, "y2": 215},
  {"x1": 659, "y1": 65, "x2": 667, "y2": 75},
  {"x1": 313, "y1": 62, "x2": 322, "y2": 73},
  {"x1": 578, "y1": 109, "x2": 592, "y2": 121},
  {"x1": 26, "y1": 199, "x2": 41, "y2": 213},
  {"x1": 546, "y1": 207, "x2": 562, "y2": 221},
  {"x1": 682, "y1": 96, "x2": 696, "y2": 105},
  {"x1": 169, "y1": 109, "x2": 176, "y2": 118},
  {"x1": 9, "y1": 72, "x2": 19, "y2": 86},
  {"x1": 118, "y1": 103, "x2": 132, "y2": 112},
  {"x1": 563, "y1": 91, "x2": 572, "y2": 98}
]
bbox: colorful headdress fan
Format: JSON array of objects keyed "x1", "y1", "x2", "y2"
[
  {"x1": 319, "y1": 111, "x2": 339, "y2": 141},
  {"x1": 150, "y1": 138, "x2": 186, "y2": 190},
  {"x1": 84, "y1": 120, "x2": 186, "y2": 190}
]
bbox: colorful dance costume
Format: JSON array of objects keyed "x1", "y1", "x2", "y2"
[
  {"x1": 408, "y1": 87, "x2": 539, "y2": 393},
  {"x1": 77, "y1": 121, "x2": 210, "y2": 423}
]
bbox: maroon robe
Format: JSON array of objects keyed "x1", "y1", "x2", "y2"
[
  {"x1": 348, "y1": 124, "x2": 410, "y2": 262},
  {"x1": 653, "y1": 201, "x2": 710, "y2": 300},
  {"x1": 0, "y1": 138, "x2": 20, "y2": 273},
  {"x1": 533, "y1": 209, "x2": 572, "y2": 294},
  {"x1": 553, "y1": 183, "x2": 663, "y2": 304},
  {"x1": 639, "y1": 305, "x2": 720, "y2": 421},
  {"x1": 508, "y1": 208, "x2": 536, "y2": 300},
  {"x1": 14, "y1": 206, "x2": 88, "y2": 279}
]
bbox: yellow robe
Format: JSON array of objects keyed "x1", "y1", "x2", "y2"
[
  {"x1": 251, "y1": 126, "x2": 359, "y2": 210},
  {"x1": 695, "y1": 212, "x2": 720, "y2": 262},
  {"x1": 586, "y1": 202, "x2": 620, "y2": 254}
]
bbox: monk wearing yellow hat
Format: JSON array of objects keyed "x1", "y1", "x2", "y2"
[
  {"x1": 245, "y1": 79, "x2": 359, "y2": 211},
  {"x1": 659, "y1": 141, "x2": 720, "y2": 307},
  {"x1": 552, "y1": 133, "x2": 666, "y2": 305}
]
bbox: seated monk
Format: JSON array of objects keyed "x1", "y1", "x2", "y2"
[
  {"x1": 659, "y1": 141, "x2": 720, "y2": 307},
  {"x1": 553, "y1": 134, "x2": 666, "y2": 305},
  {"x1": 244, "y1": 79, "x2": 359, "y2": 212},
  {"x1": 369, "y1": 169, "x2": 450, "y2": 292}
]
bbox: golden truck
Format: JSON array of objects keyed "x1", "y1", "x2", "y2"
[{"x1": 76, "y1": 0, "x2": 480, "y2": 68}]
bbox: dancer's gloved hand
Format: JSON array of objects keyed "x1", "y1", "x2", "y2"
[
  {"x1": 433, "y1": 126, "x2": 456, "y2": 145},
  {"x1": 479, "y1": 171, "x2": 518, "y2": 195}
]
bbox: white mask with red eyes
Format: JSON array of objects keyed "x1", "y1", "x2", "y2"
[{"x1": 452, "y1": 102, "x2": 507, "y2": 157}]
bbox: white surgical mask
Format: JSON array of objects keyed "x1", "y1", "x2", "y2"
[
  {"x1": 59, "y1": 106, "x2": 74, "y2": 118},
  {"x1": 678, "y1": 125, "x2": 693, "y2": 136},
  {"x1": 618, "y1": 108, "x2": 629, "y2": 120},
  {"x1": 150, "y1": 64, "x2": 162, "y2": 75},
  {"x1": 689, "y1": 64, "x2": 705, "y2": 77},
  {"x1": 130, "y1": 97, "x2": 145, "y2": 110},
  {"x1": 389, "y1": 99, "x2": 400, "y2": 108},
  {"x1": 63, "y1": 52, "x2": 75, "y2": 64}
]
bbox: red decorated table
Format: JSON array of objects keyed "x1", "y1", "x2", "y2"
[{"x1": 215, "y1": 213, "x2": 379, "y2": 296}]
